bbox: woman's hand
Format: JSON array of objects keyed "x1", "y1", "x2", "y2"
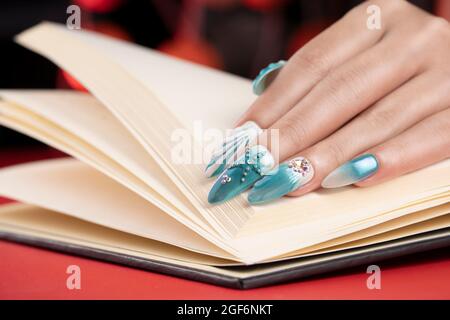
[{"x1": 208, "y1": 0, "x2": 450, "y2": 204}]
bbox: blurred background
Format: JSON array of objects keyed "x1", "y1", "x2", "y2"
[{"x1": 0, "y1": 0, "x2": 449, "y2": 165}]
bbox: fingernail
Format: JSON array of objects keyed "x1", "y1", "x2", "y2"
[
  {"x1": 321, "y1": 154, "x2": 379, "y2": 188},
  {"x1": 205, "y1": 121, "x2": 262, "y2": 178},
  {"x1": 248, "y1": 157, "x2": 314, "y2": 204},
  {"x1": 252, "y1": 60, "x2": 286, "y2": 95},
  {"x1": 208, "y1": 145, "x2": 274, "y2": 204}
]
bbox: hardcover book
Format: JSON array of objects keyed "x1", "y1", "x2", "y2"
[{"x1": 0, "y1": 22, "x2": 448, "y2": 289}]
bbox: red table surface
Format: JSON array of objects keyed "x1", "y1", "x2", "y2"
[{"x1": 0, "y1": 146, "x2": 449, "y2": 299}]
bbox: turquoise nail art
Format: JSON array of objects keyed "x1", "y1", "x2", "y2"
[
  {"x1": 206, "y1": 162, "x2": 226, "y2": 178},
  {"x1": 208, "y1": 145, "x2": 274, "y2": 204},
  {"x1": 321, "y1": 154, "x2": 379, "y2": 188},
  {"x1": 248, "y1": 157, "x2": 314, "y2": 204},
  {"x1": 205, "y1": 121, "x2": 262, "y2": 178},
  {"x1": 252, "y1": 60, "x2": 286, "y2": 95}
]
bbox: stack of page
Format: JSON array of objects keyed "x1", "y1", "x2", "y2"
[{"x1": 0, "y1": 22, "x2": 448, "y2": 289}]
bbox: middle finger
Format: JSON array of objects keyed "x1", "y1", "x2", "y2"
[{"x1": 268, "y1": 32, "x2": 423, "y2": 161}]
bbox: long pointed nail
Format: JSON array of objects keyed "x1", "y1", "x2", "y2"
[
  {"x1": 252, "y1": 60, "x2": 286, "y2": 95},
  {"x1": 321, "y1": 154, "x2": 379, "y2": 188},
  {"x1": 208, "y1": 145, "x2": 274, "y2": 204},
  {"x1": 205, "y1": 121, "x2": 262, "y2": 178},
  {"x1": 248, "y1": 157, "x2": 314, "y2": 204}
]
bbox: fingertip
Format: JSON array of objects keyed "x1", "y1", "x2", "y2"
[{"x1": 233, "y1": 116, "x2": 249, "y2": 128}]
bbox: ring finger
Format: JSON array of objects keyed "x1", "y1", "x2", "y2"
[
  {"x1": 268, "y1": 30, "x2": 426, "y2": 162},
  {"x1": 247, "y1": 71, "x2": 450, "y2": 203}
]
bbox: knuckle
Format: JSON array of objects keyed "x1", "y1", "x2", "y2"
[
  {"x1": 365, "y1": 0, "x2": 406, "y2": 14},
  {"x1": 421, "y1": 17, "x2": 450, "y2": 43},
  {"x1": 427, "y1": 17, "x2": 449, "y2": 34},
  {"x1": 406, "y1": 17, "x2": 450, "y2": 63},
  {"x1": 325, "y1": 143, "x2": 348, "y2": 169},
  {"x1": 326, "y1": 67, "x2": 365, "y2": 103},
  {"x1": 295, "y1": 47, "x2": 331, "y2": 78},
  {"x1": 281, "y1": 117, "x2": 310, "y2": 148},
  {"x1": 386, "y1": 0, "x2": 407, "y2": 12},
  {"x1": 434, "y1": 70, "x2": 450, "y2": 98},
  {"x1": 344, "y1": 2, "x2": 366, "y2": 19},
  {"x1": 430, "y1": 112, "x2": 450, "y2": 148},
  {"x1": 432, "y1": 67, "x2": 450, "y2": 82},
  {"x1": 362, "y1": 107, "x2": 397, "y2": 131}
]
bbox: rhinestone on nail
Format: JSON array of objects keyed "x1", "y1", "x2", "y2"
[
  {"x1": 221, "y1": 174, "x2": 232, "y2": 184},
  {"x1": 288, "y1": 158, "x2": 312, "y2": 177}
]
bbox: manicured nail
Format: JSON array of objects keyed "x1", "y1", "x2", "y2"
[
  {"x1": 252, "y1": 60, "x2": 286, "y2": 95},
  {"x1": 321, "y1": 154, "x2": 379, "y2": 188},
  {"x1": 248, "y1": 157, "x2": 314, "y2": 204},
  {"x1": 208, "y1": 145, "x2": 274, "y2": 204},
  {"x1": 205, "y1": 121, "x2": 262, "y2": 178}
]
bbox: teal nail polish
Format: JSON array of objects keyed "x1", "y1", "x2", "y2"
[
  {"x1": 321, "y1": 154, "x2": 379, "y2": 188},
  {"x1": 248, "y1": 157, "x2": 314, "y2": 204},
  {"x1": 208, "y1": 145, "x2": 274, "y2": 204},
  {"x1": 205, "y1": 121, "x2": 262, "y2": 178},
  {"x1": 206, "y1": 162, "x2": 226, "y2": 178},
  {"x1": 252, "y1": 60, "x2": 286, "y2": 95},
  {"x1": 205, "y1": 136, "x2": 247, "y2": 178}
]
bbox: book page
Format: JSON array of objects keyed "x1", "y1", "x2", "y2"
[
  {"x1": 11, "y1": 23, "x2": 450, "y2": 263},
  {"x1": 0, "y1": 101, "x2": 230, "y2": 252},
  {"x1": 0, "y1": 159, "x2": 235, "y2": 260},
  {"x1": 308, "y1": 213, "x2": 450, "y2": 256},
  {"x1": 0, "y1": 91, "x2": 215, "y2": 235},
  {"x1": 277, "y1": 204, "x2": 450, "y2": 259},
  {"x1": 15, "y1": 22, "x2": 255, "y2": 237},
  {"x1": 0, "y1": 157, "x2": 447, "y2": 264},
  {"x1": 0, "y1": 203, "x2": 448, "y2": 273},
  {"x1": 231, "y1": 193, "x2": 450, "y2": 262},
  {"x1": 0, "y1": 204, "x2": 237, "y2": 266}
]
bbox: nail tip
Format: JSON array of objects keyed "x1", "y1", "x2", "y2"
[
  {"x1": 247, "y1": 191, "x2": 261, "y2": 204},
  {"x1": 247, "y1": 193, "x2": 274, "y2": 205},
  {"x1": 207, "y1": 194, "x2": 222, "y2": 204},
  {"x1": 321, "y1": 153, "x2": 379, "y2": 189},
  {"x1": 207, "y1": 183, "x2": 231, "y2": 204},
  {"x1": 321, "y1": 182, "x2": 345, "y2": 189},
  {"x1": 252, "y1": 60, "x2": 286, "y2": 95},
  {"x1": 207, "y1": 163, "x2": 226, "y2": 178}
]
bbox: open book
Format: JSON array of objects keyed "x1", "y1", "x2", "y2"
[{"x1": 0, "y1": 22, "x2": 449, "y2": 289}]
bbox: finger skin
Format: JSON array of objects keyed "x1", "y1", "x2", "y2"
[
  {"x1": 285, "y1": 108, "x2": 450, "y2": 197},
  {"x1": 271, "y1": 32, "x2": 423, "y2": 161},
  {"x1": 235, "y1": 1, "x2": 386, "y2": 129},
  {"x1": 241, "y1": 1, "x2": 450, "y2": 202},
  {"x1": 301, "y1": 70, "x2": 450, "y2": 171},
  {"x1": 355, "y1": 108, "x2": 450, "y2": 187},
  {"x1": 286, "y1": 73, "x2": 450, "y2": 197}
]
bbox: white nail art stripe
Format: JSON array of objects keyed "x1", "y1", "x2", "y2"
[{"x1": 205, "y1": 121, "x2": 262, "y2": 177}]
